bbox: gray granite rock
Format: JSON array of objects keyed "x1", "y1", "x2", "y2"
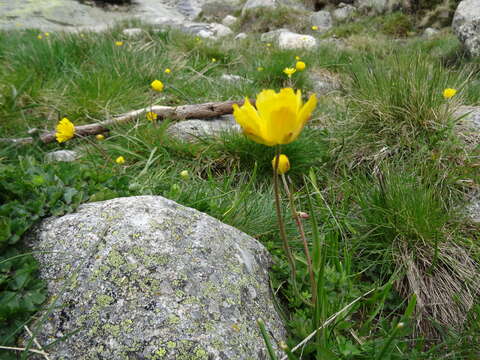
[
  {"x1": 220, "y1": 74, "x2": 251, "y2": 82},
  {"x1": 260, "y1": 28, "x2": 290, "y2": 43},
  {"x1": 26, "y1": 196, "x2": 286, "y2": 359},
  {"x1": 167, "y1": 115, "x2": 241, "y2": 142},
  {"x1": 310, "y1": 10, "x2": 333, "y2": 32},
  {"x1": 45, "y1": 150, "x2": 80, "y2": 162},
  {"x1": 278, "y1": 31, "x2": 317, "y2": 50},
  {"x1": 122, "y1": 27, "x2": 143, "y2": 37},
  {"x1": 332, "y1": 3, "x2": 357, "y2": 22},
  {"x1": 176, "y1": 21, "x2": 233, "y2": 39},
  {"x1": 222, "y1": 14, "x2": 237, "y2": 27},
  {"x1": 242, "y1": 0, "x2": 277, "y2": 15},
  {"x1": 235, "y1": 32, "x2": 248, "y2": 40},
  {"x1": 453, "y1": 0, "x2": 480, "y2": 57},
  {"x1": 423, "y1": 27, "x2": 440, "y2": 38}
]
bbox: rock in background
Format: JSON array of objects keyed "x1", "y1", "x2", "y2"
[
  {"x1": 452, "y1": 0, "x2": 480, "y2": 57},
  {"x1": 26, "y1": 196, "x2": 286, "y2": 359}
]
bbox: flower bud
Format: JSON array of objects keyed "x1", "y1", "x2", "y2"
[{"x1": 272, "y1": 154, "x2": 290, "y2": 175}]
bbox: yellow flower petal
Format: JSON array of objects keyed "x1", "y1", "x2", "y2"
[
  {"x1": 443, "y1": 88, "x2": 457, "y2": 99},
  {"x1": 55, "y1": 117, "x2": 75, "y2": 143},
  {"x1": 116, "y1": 156, "x2": 125, "y2": 164},
  {"x1": 151, "y1": 80, "x2": 164, "y2": 92},
  {"x1": 272, "y1": 154, "x2": 290, "y2": 174},
  {"x1": 296, "y1": 61, "x2": 306, "y2": 71}
]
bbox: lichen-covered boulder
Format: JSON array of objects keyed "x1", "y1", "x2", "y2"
[
  {"x1": 166, "y1": 115, "x2": 241, "y2": 142},
  {"x1": 27, "y1": 196, "x2": 286, "y2": 359},
  {"x1": 452, "y1": 0, "x2": 480, "y2": 57}
]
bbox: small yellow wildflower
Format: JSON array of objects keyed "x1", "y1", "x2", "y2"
[
  {"x1": 37, "y1": 34, "x2": 43, "y2": 40},
  {"x1": 233, "y1": 88, "x2": 317, "y2": 146},
  {"x1": 80, "y1": 33, "x2": 85, "y2": 38},
  {"x1": 45, "y1": 32, "x2": 50, "y2": 37},
  {"x1": 115, "y1": 41, "x2": 124, "y2": 46},
  {"x1": 146, "y1": 111, "x2": 158, "y2": 121},
  {"x1": 96, "y1": 134, "x2": 105, "y2": 140},
  {"x1": 151, "y1": 79, "x2": 164, "y2": 92},
  {"x1": 266, "y1": 43, "x2": 272, "y2": 47},
  {"x1": 283, "y1": 67, "x2": 296, "y2": 78},
  {"x1": 311, "y1": 26, "x2": 318, "y2": 31},
  {"x1": 55, "y1": 118, "x2": 75, "y2": 143},
  {"x1": 257, "y1": 66, "x2": 264, "y2": 72},
  {"x1": 443, "y1": 88, "x2": 457, "y2": 99},
  {"x1": 211, "y1": 58, "x2": 217, "y2": 63},
  {"x1": 272, "y1": 154, "x2": 290, "y2": 175},
  {"x1": 164, "y1": 68, "x2": 171, "y2": 74},
  {"x1": 296, "y1": 61, "x2": 306, "y2": 71},
  {"x1": 295, "y1": 56, "x2": 301, "y2": 61},
  {"x1": 116, "y1": 156, "x2": 125, "y2": 164},
  {"x1": 180, "y1": 170, "x2": 189, "y2": 179}
]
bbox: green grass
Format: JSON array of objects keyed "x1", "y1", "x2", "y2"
[{"x1": 1, "y1": 16, "x2": 480, "y2": 360}]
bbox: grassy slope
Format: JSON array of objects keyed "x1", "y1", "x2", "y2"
[{"x1": 1, "y1": 13, "x2": 480, "y2": 359}]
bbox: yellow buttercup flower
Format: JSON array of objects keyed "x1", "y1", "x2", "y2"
[
  {"x1": 311, "y1": 26, "x2": 318, "y2": 31},
  {"x1": 272, "y1": 154, "x2": 290, "y2": 175},
  {"x1": 164, "y1": 68, "x2": 171, "y2": 74},
  {"x1": 146, "y1": 111, "x2": 158, "y2": 121},
  {"x1": 232, "y1": 88, "x2": 317, "y2": 146},
  {"x1": 283, "y1": 67, "x2": 296, "y2": 78},
  {"x1": 115, "y1": 41, "x2": 124, "y2": 46},
  {"x1": 45, "y1": 32, "x2": 50, "y2": 37},
  {"x1": 151, "y1": 80, "x2": 164, "y2": 92},
  {"x1": 55, "y1": 118, "x2": 75, "y2": 143},
  {"x1": 295, "y1": 56, "x2": 301, "y2": 61},
  {"x1": 257, "y1": 66, "x2": 264, "y2": 72},
  {"x1": 37, "y1": 34, "x2": 43, "y2": 40},
  {"x1": 296, "y1": 61, "x2": 306, "y2": 71},
  {"x1": 180, "y1": 170, "x2": 189, "y2": 179},
  {"x1": 211, "y1": 58, "x2": 217, "y2": 63},
  {"x1": 96, "y1": 134, "x2": 105, "y2": 140},
  {"x1": 443, "y1": 88, "x2": 457, "y2": 99},
  {"x1": 116, "y1": 156, "x2": 125, "y2": 164}
]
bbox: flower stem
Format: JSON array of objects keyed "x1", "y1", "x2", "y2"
[
  {"x1": 273, "y1": 146, "x2": 297, "y2": 289},
  {"x1": 281, "y1": 174, "x2": 317, "y2": 306}
]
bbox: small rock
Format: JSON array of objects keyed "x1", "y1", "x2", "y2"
[
  {"x1": 242, "y1": 0, "x2": 277, "y2": 15},
  {"x1": 332, "y1": 4, "x2": 356, "y2": 22},
  {"x1": 423, "y1": 27, "x2": 439, "y2": 38},
  {"x1": 310, "y1": 10, "x2": 333, "y2": 32},
  {"x1": 45, "y1": 150, "x2": 79, "y2": 162},
  {"x1": 260, "y1": 28, "x2": 290, "y2": 43},
  {"x1": 222, "y1": 15, "x2": 237, "y2": 27},
  {"x1": 210, "y1": 22, "x2": 233, "y2": 37},
  {"x1": 278, "y1": 32, "x2": 317, "y2": 50},
  {"x1": 452, "y1": 0, "x2": 480, "y2": 57},
  {"x1": 234, "y1": 32, "x2": 248, "y2": 40},
  {"x1": 354, "y1": 0, "x2": 389, "y2": 15},
  {"x1": 166, "y1": 116, "x2": 241, "y2": 142},
  {"x1": 220, "y1": 74, "x2": 251, "y2": 82},
  {"x1": 122, "y1": 28, "x2": 142, "y2": 37},
  {"x1": 309, "y1": 70, "x2": 342, "y2": 96},
  {"x1": 181, "y1": 22, "x2": 233, "y2": 39}
]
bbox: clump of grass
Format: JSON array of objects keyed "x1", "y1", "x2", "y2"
[{"x1": 236, "y1": 6, "x2": 310, "y2": 34}]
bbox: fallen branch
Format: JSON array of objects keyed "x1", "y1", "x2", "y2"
[{"x1": 0, "y1": 99, "x2": 250, "y2": 145}]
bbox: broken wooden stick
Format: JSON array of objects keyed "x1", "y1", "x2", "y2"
[{"x1": 0, "y1": 99, "x2": 251, "y2": 145}]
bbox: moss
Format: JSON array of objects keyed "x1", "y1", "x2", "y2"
[{"x1": 96, "y1": 294, "x2": 114, "y2": 307}]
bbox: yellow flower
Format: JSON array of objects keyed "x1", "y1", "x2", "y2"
[
  {"x1": 151, "y1": 79, "x2": 164, "y2": 92},
  {"x1": 37, "y1": 34, "x2": 43, "y2": 40},
  {"x1": 146, "y1": 111, "x2": 158, "y2": 121},
  {"x1": 55, "y1": 118, "x2": 75, "y2": 143},
  {"x1": 116, "y1": 156, "x2": 125, "y2": 164},
  {"x1": 45, "y1": 32, "x2": 50, "y2": 37},
  {"x1": 283, "y1": 67, "x2": 296, "y2": 78},
  {"x1": 180, "y1": 170, "x2": 189, "y2": 179},
  {"x1": 266, "y1": 43, "x2": 272, "y2": 47},
  {"x1": 295, "y1": 56, "x2": 301, "y2": 60},
  {"x1": 115, "y1": 41, "x2": 124, "y2": 46},
  {"x1": 443, "y1": 88, "x2": 457, "y2": 99},
  {"x1": 296, "y1": 61, "x2": 306, "y2": 71},
  {"x1": 211, "y1": 58, "x2": 217, "y2": 62},
  {"x1": 232, "y1": 88, "x2": 317, "y2": 146},
  {"x1": 96, "y1": 134, "x2": 105, "y2": 140},
  {"x1": 164, "y1": 68, "x2": 171, "y2": 74},
  {"x1": 257, "y1": 66, "x2": 264, "y2": 72},
  {"x1": 311, "y1": 26, "x2": 318, "y2": 31},
  {"x1": 272, "y1": 154, "x2": 290, "y2": 175}
]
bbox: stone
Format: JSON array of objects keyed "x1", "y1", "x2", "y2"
[
  {"x1": 45, "y1": 150, "x2": 79, "y2": 162},
  {"x1": 452, "y1": 0, "x2": 480, "y2": 57},
  {"x1": 309, "y1": 69, "x2": 342, "y2": 96},
  {"x1": 260, "y1": 28, "x2": 290, "y2": 43},
  {"x1": 354, "y1": 0, "x2": 389, "y2": 15},
  {"x1": 235, "y1": 32, "x2": 248, "y2": 40},
  {"x1": 220, "y1": 74, "x2": 251, "y2": 82},
  {"x1": 454, "y1": 105, "x2": 480, "y2": 148},
  {"x1": 122, "y1": 28, "x2": 143, "y2": 37},
  {"x1": 26, "y1": 196, "x2": 287, "y2": 359},
  {"x1": 310, "y1": 10, "x2": 333, "y2": 32},
  {"x1": 222, "y1": 15, "x2": 237, "y2": 27},
  {"x1": 278, "y1": 31, "x2": 317, "y2": 50},
  {"x1": 242, "y1": 0, "x2": 277, "y2": 15},
  {"x1": 166, "y1": 115, "x2": 241, "y2": 142},
  {"x1": 179, "y1": 22, "x2": 233, "y2": 39},
  {"x1": 423, "y1": 27, "x2": 439, "y2": 38},
  {"x1": 332, "y1": 3, "x2": 356, "y2": 22},
  {"x1": 200, "y1": 1, "x2": 239, "y2": 22}
]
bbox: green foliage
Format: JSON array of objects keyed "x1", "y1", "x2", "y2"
[{"x1": 237, "y1": 6, "x2": 310, "y2": 34}]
